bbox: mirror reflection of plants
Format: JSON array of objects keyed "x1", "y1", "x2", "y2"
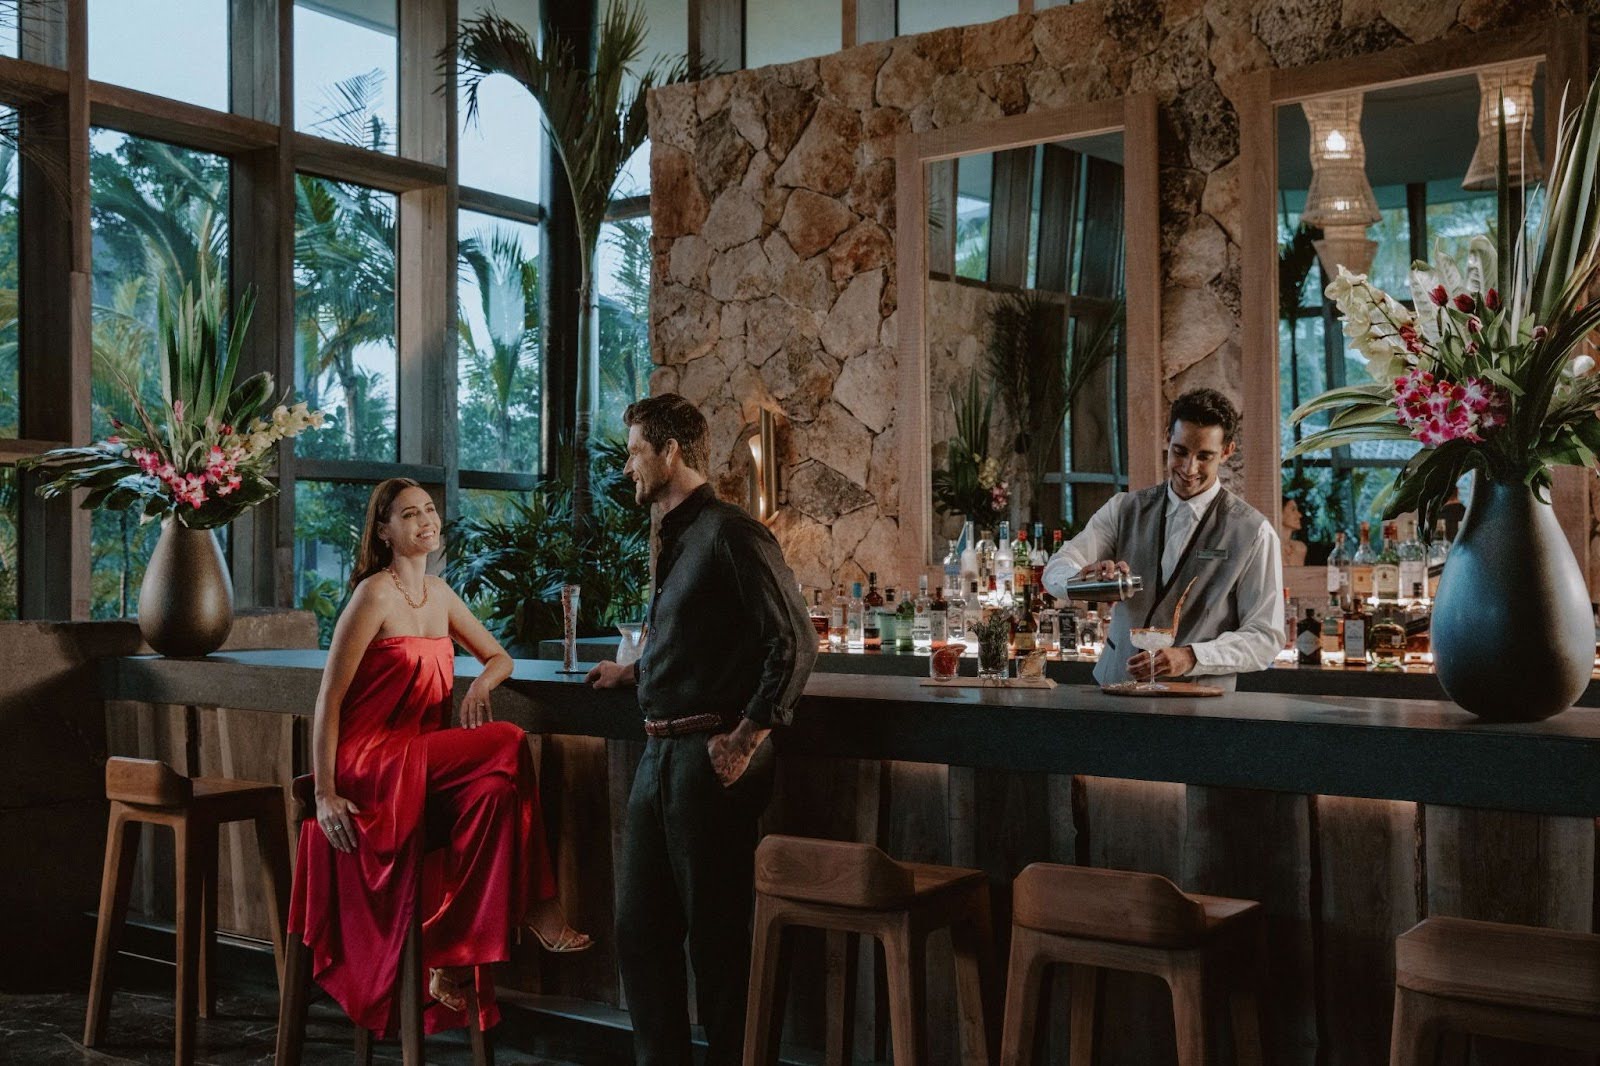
[
  {"x1": 446, "y1": 437, "x2": 650, "y2": 654},
  {"x1": 932, "y1": 369, "x2": 1008, "y2": 530}
]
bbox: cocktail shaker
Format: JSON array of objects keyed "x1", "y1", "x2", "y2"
[{"x1": 1062, "y1": 573, "x2": 1143, "y2": 602}]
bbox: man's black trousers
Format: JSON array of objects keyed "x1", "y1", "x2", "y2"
[{"x1": 616, "y1": 732, "x2": 776, "y2": 1066}]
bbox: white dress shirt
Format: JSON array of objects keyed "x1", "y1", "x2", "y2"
[{"x1": 1039, "y1": 482, "x2": 1285, "y2": 677}]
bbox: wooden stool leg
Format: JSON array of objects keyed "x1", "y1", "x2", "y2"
[
  {"x1": 273, "y1": 933, "x2": 313, "y2": 1065},
  {"x1": 84, "y1": 805, "x2": 139, "y2": 1047},
  {"x1": 881, "y1": 921, "x2": 927, "y2": 1066},
  {"x1": 198, "y1": 823, "x2": 219, "y2": 1020},
  {"x1": 741, "y1": 895, "x2": 788, "y2": 1066},
  {"x1": 1167, "y1": 956, "x2": 1212, "y2": 1066},
  {"x1": 174, "y1": 818, "x2": 205, "y2": 1066},
  {"x1": 399, "y1": 910, "x2": 424, "y2": 1066},
  {"x1": 353, "y1": 1027, "x2": 374, "y2": 1065},
  {"x1": 464, "y1": 973, "x2": 493, "y2": 1066},
  {"x1": 1068, "y1": 965, "x2": 1099, "y2": 1066},
  {"x1": 998, "y1": 926, "x2": 1049, "y2": 1066},
  {"x1": 1389, "y1": 986, "x2": 1443, "y2": 1066},
  {"x1": 951, "y1": 890, "x2": 998, "y2": 1066},
  {"x1": 254, "y1": 795, "x2": 294, "y2": 993},
  {"x1": 823, "y1": 929, "x2": 857, "y2": 1066}
]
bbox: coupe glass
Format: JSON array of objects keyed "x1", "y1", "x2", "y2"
[{"x1": 1127, "y1": 627, "x2": 1175, "y2": 692}]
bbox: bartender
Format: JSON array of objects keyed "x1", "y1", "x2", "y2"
[{"x1": 1040, "y1": 388, "x2": 1284, "y2": 690}]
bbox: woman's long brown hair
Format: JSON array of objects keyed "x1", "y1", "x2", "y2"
[{"x1": 349, "y1": 477, "x2": 423, "y2": 589}]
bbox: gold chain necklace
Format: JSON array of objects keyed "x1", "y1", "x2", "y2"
[{"x1": 387, "y1": 567, "x2": 428, "y2": 609}]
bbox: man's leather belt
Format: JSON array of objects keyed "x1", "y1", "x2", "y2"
[{"x1": 642, "y1": 713, "x2": 726, "y2": 738}]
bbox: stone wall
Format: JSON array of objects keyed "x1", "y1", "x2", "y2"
[{"x1": 648, "y1": 0, "x2": 1598, "y2": 592}]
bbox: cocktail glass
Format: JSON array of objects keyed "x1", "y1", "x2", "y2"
[
  {"x1": 1127, "y1": 627, "x2": 1174, "y2": 692},
  {"x1": 929, "y1": 643, "x2": 965, "y2": 682},
  {"x1": 616, "y1": 621, "x2": 647, "y2": 667}
]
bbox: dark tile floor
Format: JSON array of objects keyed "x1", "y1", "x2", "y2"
[{"x1": 0, "y1": 981, "x2": 587, "y2": 1065}]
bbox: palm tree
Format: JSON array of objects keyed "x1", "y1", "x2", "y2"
[
  {"x1": 598, "y1": 217, "x2": 650, "y2": 422},
  {"x1": 458, "y1": 226, "x2": 540, "y2": 470},
  {"x1": 457, "y1": 0, "x2": 697, "y2": 522}
]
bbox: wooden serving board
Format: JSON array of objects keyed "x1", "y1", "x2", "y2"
[
  {"x1": 917, "y1": 676, "x2": 1057, "y2": 689},
  {"x1": 1100, "y1": 680, "x2": 1225, "y2": 697}
]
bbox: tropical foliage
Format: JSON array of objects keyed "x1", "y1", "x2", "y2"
[
  {"x1": 933, "y1": 369, "x2": 1009, "y2": 529},
  {"x1": 1290, "y1": 72, "x2": 1600, "y2": 534}
]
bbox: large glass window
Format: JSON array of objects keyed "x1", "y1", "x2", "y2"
[
  {"x1": 745, "y1": 0, "x2": 840, "y2": 69},
  {"x1": 294, "y1": 175, "x2": 398, "y2": 462},
  {"x1": 0, "y1": 465, "x2": 16, "y2": 619},
  {"x1": 0, "y1": 113, "x2": 17, "y2": 439},
  {"x1": 89, "y1": 130, "x2": 230, "y2": 618},
  {"x1": 595, "y1": 216, "x2": 652, "y2": 443},
  {"x1": 897, "y1": 0, "x2": 1017, "y2": 36},
  {"x1": 954, "y1": 154, "x2": 992, "y2": 282},
  {"x1": 0, "y1": 1, "x2": 19, "y2": 59},
  {"x1": 90, "y1": 0, "x2": 228, "y2": 111},
  {"x1": 458, "y1": 209, "x2": 542, "y2": 474},
  {"x1": 294, "y1": 479, "x2": 370, "y2": 645},
  {"x1": 295, "y1": 0, "x2": 398, "y2": 153},
  {"x1": 459, "y1": 0, "x2": 543, "y2": 201}
]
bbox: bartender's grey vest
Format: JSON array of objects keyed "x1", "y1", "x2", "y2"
[{"x1": 1096, "y1": 483, "x2": 1268, "y2": 692}]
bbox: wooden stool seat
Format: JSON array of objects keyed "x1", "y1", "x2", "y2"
[
  {"x1": 85, "y1": 757, "x2": 292, "y2": 1066},
  {"x1": 1390, "y1": 917, "x2": 1600, "y2": 1063},
  {"x1": 1000, "y1": 862, "x2": 1264, "y2": 1066},
  {"x1": 744, "y1": 834, "x2": 999, "y2": 1066},
  {"x1": 275, "y1": 774, "x2": 491, "y2": 1066}
]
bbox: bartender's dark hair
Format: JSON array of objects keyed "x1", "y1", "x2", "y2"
[
  {"x1": 1167, "y1": 388, "x2": 1241, "y2": 445},
  {"x1": 623, "y1": 393, "x2": 710, "y2": 472}
]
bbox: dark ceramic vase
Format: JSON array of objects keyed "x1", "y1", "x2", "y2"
[
  {"x1": 138, "y1": 519, "x2": 234, "y2": 657},
  {"x1": 1430, "y1": 477, "x2": 1592, "y2": 721}
]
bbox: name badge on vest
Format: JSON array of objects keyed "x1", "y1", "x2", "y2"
[{"x1": 1196, "y1": 547, "x2": 1229, "y2": 561}]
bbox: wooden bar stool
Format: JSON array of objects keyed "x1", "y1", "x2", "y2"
[
  {"x1": 998, "y1": 863, "x2": 1264, "y2": 1066},
  {"x1": 743, "y1": 834, "x2": 998, "y2": 1066},
  {"x1": 1390, "y1": 917, "x2": 1600, "y2": 1064},
  {"x1": 275, "y1": 775, "x2": 491, "y2": 1066},
  {"x1": 84, "y1": 756, "x2": 292, "y2": 1066}
]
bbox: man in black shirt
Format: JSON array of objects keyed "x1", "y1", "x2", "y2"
[{"x1": 586, "y1": 394, "x2": 816, "y2": 1066}]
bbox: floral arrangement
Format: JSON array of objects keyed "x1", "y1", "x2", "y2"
[
  {"x1": 1290, "y1": 73, "x2": 1600, "y2": 532},
  {"x1": 21, "y1": 276, "x2": 320, "y2": 530},
  {"x1": 932, "y1": 369, "x2": 1010, "y2": 529}
]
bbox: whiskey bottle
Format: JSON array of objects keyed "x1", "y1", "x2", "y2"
[
  {"x1": 846, "y1": 582, "x2": 865, "y2": 651},
  {"x1": 1320, "y1": 592, "x2": 1345, "y2": 665},
  {"x1": 1296, "y1": 607, "x2": 1322, "y2": 665},
  {"x1": 1403, "y1": 581, "x2": 1431, "y2": 659},
  {"x1": 929, "y1": 583, "x2": 948, "y2": 647},
  {"x1": 808, "y1": 588, "x2": 829, "y2": 645},
  {"x1": 1427, "y1": 519, "x2": 1449, "y2": 599},
  {"x1": 1343, "y1": 596, "x2": 1369, "y2": 666},
  {"x1": 1369, "y1": 604, "x2": 1405, "y2": 669},
  {"x1": 880, "y1": 587, "x2": 898, "y2": 650},
  {"x1": 1373, "y1": 522, "x2": 1400, "y2": 603},
  {"x1": 1351, "y1": 521, "x2": 1376, "y2": 605},
  {"x1": 829, "y1": 584, "x2": 848, "y2": 648},
  {"x1": 1013, "y1": 579, "x2": 1038, "y2": 654},
  {"x1": 863, "y1": 574, "x2": 883, "y2": 650}
]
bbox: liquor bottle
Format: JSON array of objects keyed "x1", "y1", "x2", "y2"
[
  {"x1": 1295, "y1": 606, "x2": 1322, "y2": 666},
  {"x1": 994, "y1": 521, "x2": 1014, "y2": 593},
  {"x1": 1369, "y1": 604, "x2": 1405, "y2": 669},
  {"x1": 1427, "y1": 519, "x2": 1449, "y2": 599},
  {"x1": 829, "y1": 584, "x2": 848, "y2": 648},
  {"x1": 880, "y1": 587, "x2": 898, "y2": 650},
  {"x1": 1057, "y1": 601, "x2": 1079, "y2": 657},
  {"x1": 1326, "y1": 530, "x2": 1350, "y2": 608},
  {"x1": 1403, "y1": 581, "x2": 1431, "y2": 659},
  {"x1": 986, "y1": 574, "x2": 998, "y2": 609},
  {"x1": 960, "y1": 521, "x2": 980, "y2": 588},
  {"x1": 1030, "y1": 521, "x2": 1050, "y2": 570},
  {"x1": 1012, "y1": 524, "x2": 1031, "y2": 592},
  {"x1": 1373, "y1": 522, "x2": 1400, "y2": 603},
  {"x1": 1078, "y1": 607, "x2": 1103, "y2": 656},
  {"x1": 1351, "y1": 521, "x2": 1376, "y2": 605},
  {"x1": 929, "y1": 583, "x2": 948, "y2": 647},
  {"x1": 1343, "y1": 596, "x2": 1369, "y2": 666},
  {"x1": 846, "y1": 582, "x2": 865, "y2": 651},
  {"x1": 976, "y1": 528, "x2": 996, "y2": 583},
  {"x1": 946, "y1": 583, "x2": 966, "y2": 643},
  {"x1": 964, "y1": 579, "x2": 984, "y2": 637},
  {"x1": 1398, "y1": 518, "x2": 1427, "y2": 602},
  {"x1": 1037, "y1": 589, "x2": 1059, "y2": 655},
  {"x1": 912, "y1": 576, "x2": 933, "y2": 651},
  {"x1": 896, "y1": 587, "x2": 916, "y2": 652},
  {"x1": 1012, "y1": 579, "x2": 1038, "y2": 654},
  {"x1": 1320, "y1": 592, "x2": 1345, "y2": 665},
  {"x1": 863, "y1": 573, "x2": 883, "y2": 650},
  {"x1": 1283, "y1": 589, "x2": 1295, "y2": 651},
  {"x1": 808, "y1": 588, "x2": 829, "y2": 645},
  {"x1": 943, "y1": 539, "x2": 962, "y2": 595}
]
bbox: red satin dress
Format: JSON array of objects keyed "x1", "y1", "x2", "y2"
[{"x1": 287, "y1": 635, "x2": 557, "y2": 1035}]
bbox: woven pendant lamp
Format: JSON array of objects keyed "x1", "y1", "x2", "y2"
[
  {"x1": 1301, "y1": 93, "x2": 1380, "y2": 276},
  {"x1": 1462, "y1": 60, "x2": 1545, "y2": 191}
]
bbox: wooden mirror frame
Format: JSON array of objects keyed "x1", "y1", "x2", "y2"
[
  {"x1": 1233, "y1": 18, "x2": 1591, "y2": 584},
  {"x1": 893, "y1": 95, "x2": 1162, "y2": 571}
]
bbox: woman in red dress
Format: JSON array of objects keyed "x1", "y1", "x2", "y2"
[{"x1": 287, "y1": 478, "x2": 591, "y2": 1037}]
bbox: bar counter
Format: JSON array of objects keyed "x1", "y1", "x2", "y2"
[{"x1": 104, "y1": 650, "x2": 1600, "y2": 817}]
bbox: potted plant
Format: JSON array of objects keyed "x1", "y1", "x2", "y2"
[
  {"x1": 21, "y1": 275, "x2": 321, "y2": 655},
  {"x1": 1288, "y1": 74, "x2": 1600, "y2": 721},
  {"x1": 932, "y1": 369, "x2": 1010, "y2": 534}
]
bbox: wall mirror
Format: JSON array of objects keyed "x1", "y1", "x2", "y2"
[
  {"x1": 896, "y1": 97, "x2": 1161, "y2": 570},
  {"x1": 1235, "y1": 19, "x2": 1589, "y2": 595}
]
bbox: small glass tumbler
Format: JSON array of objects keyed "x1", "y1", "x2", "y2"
[
  {"x1": 616, "y1": 621, "x2": 646, "y2": 668},
  {"x1": 929, "y1": 642, "x2": 966, "y2": 682},
  {"x1": 977, "y1": 634, "x2": 1010, "y2": 681}
]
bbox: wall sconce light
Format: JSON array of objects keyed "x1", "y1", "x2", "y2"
[
  {"x1": 745, "y1": 407, "x2": 779, "y2": 523},
  {"x1": 1302, "y1": 93, "x2": 1381, "y2": 277},
  {"x1": 1463, "y1": 60, "x2": 1545, "y2": 191}
]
